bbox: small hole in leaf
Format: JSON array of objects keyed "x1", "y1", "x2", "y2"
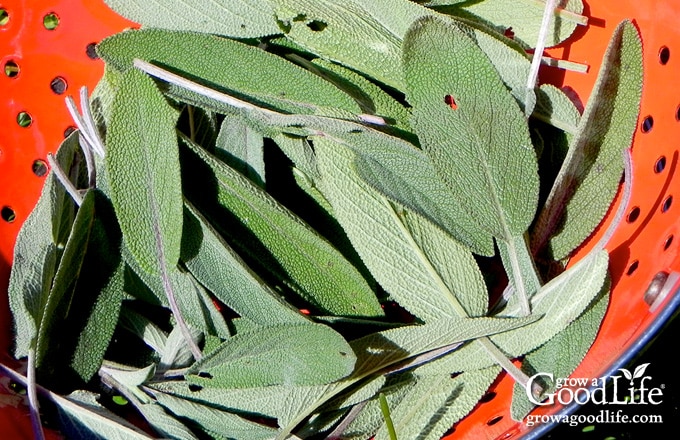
[
  {"x1": 626, "y1": 206, "x2": 641, "y2": 223},
  {"x1": 641, "y1": 116, "x2": 654, "y2": 133},
  {"x1": 479, "y1": 391, "x2": 497, "y2": 403},
  {"x1": 626, "y1": 260, "x2": 639, "y2": 276},
  {"x1": 43, "y1": 12, "x2": 59, "y2": 30},
  {"x1": 444, "y1": 94, "x2": 458, "y2": 110},
  {"x1": 664, "y1": 235, "x2": 674, "y2": 251},
  {"x1": 0, "y1": 9, "x2": 9, "y2": 26},
  {"x1": 86, "y1": 42, "x2": 99, "y2": 60},
  {"x1": 655, "y1": 156, "x2": 667, "y2": 173},
  {"x1": 659, "y1": 46, "x2": 671, "y2": 65},
  {"x1": 662, "y1": 195, "x2": 673, "y2": 212},
  {"x1": 1, "y1": 206, "x2": 16, "y2": 223},
  {"x1": 198, "y1": 372, "x2": 213, "y2": 379},
  {"x1": 504, "y1": 27, "x2": 515, "y2": 39},
  {"x1": 64, "y1": 126, "x2": 76, "y2": 138},
  {"x1": 188, "y1": 384, "x2": 203, "y2": 392},
  {"x1": 486, "y1": 415, "x2": 503, "y2": 426},
  {"x1": 17, "y1": 111, "x2": 32, "y2": 127},
  {"x1": 339, "y1": 351, "x2": 348, "y2": 357},
  {"x1": 307, "y1": 20, "x2": 327, "y2": 32},
  {"x1": 50, "y1": 76, "x2": 67, "y2": 94},
  {"x1": 4, "y1": 60, "x2": 19, "y2": 78},
  {"x1": 32, "y1": 159, "x2": 48, "y2": 177}
]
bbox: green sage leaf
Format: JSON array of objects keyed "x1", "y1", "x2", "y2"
[
  {"x1": 215, "y1": 114, "x2": 266, "y2": 187},
  {"x1": 404, "y1": 15, "x2": 539, "y2": 241},
  {"x1": 103, "y1": 0, "x2": 280, "y2": 38},
  {"x1": 533, "y1": 21, "x2": 643, "y2": 259},
  {"x1": 181, "y1": 135, "x2": 382, "y2": 318},
  {"x1": 106, "y1": 68, "x2": 183, "y2": 278},
  {"x1": 187, "y1": 323, "x2": 356, "y2": 388},
  {"x1": 9, "y1": 136, "x2": 79, "y2": 358},
  {"x1": 98, "y1": 28, "x2": 360, "y2": 116}
]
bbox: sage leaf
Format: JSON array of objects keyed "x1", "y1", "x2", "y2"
[
  {"x1": 444, "y1": 0, "x2": 585, "y2": 48},
  {"x1": 404, "y1": 15, "x2": 539, "y2": 241},
  {"x1": 160, "y1": 325, "x2": 203, "y2": 370},
  {"x1": 187, "y1": 323, "x2": 356, "y2": 388},
  {"x1": 119, "y1": 308, "x2": 167, "y2": 354},
  {"x1": 181, "y1": 135, "x2": 382, "y2": 318},
  {"x1": 511, "y1": 283, "x2": 609, "y2": 421},
  {"x1": 315, "y1": 134, "x2": 488, "y2": 321},
  {"x1": 9, "y1": 136, "x2": 79, "y2": 359},
  {"x1": 55, "y1": 390, "x2": 153, "y2": 440},
  {"x1": 106, "y1": 68, "x2": 183, "y2": 277},
  {"x1": 133, "y1": 401, "x2": 199, "y2": 440},
  {"x1": 421, "y1": 250, "x2": 609, "y2": 373},
  {"x1": 533, "y1": 21, "x2": 643, "y2": 259},
  {"x1": 103, "y1": 0, "x2": 280, "y2": 38},
  {"x1": 215, "y1": 115, "x2": 266, "y2": 187},
  {"x1": 181, "y1": 202, "x2": 306, "y2": 326},
  {"x1": 35, "y1": 190, "x2": 96, "y2": 378},
  {"x1": 98, "y1": 28, "x2": 360, "y2": 116},
  {"x1": 374, "y1": 367, "x2": 500, "y2": 440},
  {"x1": 149, "y1": 389, "x2": 278, "y2": 440},
  {"x1": 153, "y1": 314, "x2": 534, "y2": 435},
  {"x1": 308, "y1": 58, "x2": 412, "y2": 130},
  {"x1": 58, "y1": 192, "x2": 126, "y2": 385}
]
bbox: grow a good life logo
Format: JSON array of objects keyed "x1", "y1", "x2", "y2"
[{"x1": 524, "y1": 363, "x2": 664, "y2": 406}]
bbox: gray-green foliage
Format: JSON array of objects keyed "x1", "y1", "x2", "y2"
[{"x1": 5, "y1": 1, "x2": 644, "y2": 439}]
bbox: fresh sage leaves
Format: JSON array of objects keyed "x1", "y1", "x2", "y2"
[{"x1": 3, "y1": 1, "x2": 644, "y2": 439}]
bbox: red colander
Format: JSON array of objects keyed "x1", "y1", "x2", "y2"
[{"x1": 0, "y1": 1, "x2": 678, "y2": 439}]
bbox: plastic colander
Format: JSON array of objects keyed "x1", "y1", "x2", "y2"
[{"x1": 1, "y1": 1, "x2": 678, "y2": 439}]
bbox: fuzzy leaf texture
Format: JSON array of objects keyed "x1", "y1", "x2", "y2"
[
  {"x1": 150, "y1": 389, "x2": 278, "y2": 440},
  {"x1": 8, "y1": 136, "x2": 79, "y2": 358},
  {"x1": 103, "y1": 0, "x2": 280, "y2": 38},
  {"x1": 187, "y1": 323, "x2": 356, "y2": 388},
  {"x1": 534, "y1": 20, "x2": 643, "y2": 259},
  {"x1": 374, "y1": 367, "x2": 500, "y2": 440},
  {"x1": 419, "y1": 250, "x2": 609, "y2": 373},
  {"x1": 215, "y1": 115, "x2": 266, "y2": 187},
  {"x1": 511, "y1": 284, "x2": 609, "y2": 421},
  {"x1": 40, "y1": 191, "x2": 125, "y2": 386},
  {"x1": 444, "y1": 0, "x2": 585, "y2": 48},
  {"x1": 180, "y1": 135, "x2": 383, "y2": 318},
  {"x1": 152, "y1": 315, "x2": 536, "y2": 432},
  {"x1": 404, "y1": 15, "x2": 539, "y2": 241},
  {"x1": 105, "y1": 68, "x2": 183, "y2": 277},
  {"x1": 315, "y1": 137, "x2": 488, "y2": 321},
  {"x1": 97, "y1": 28, "x2": 361, "y2": 116},
  {"x1": 56, "y1": 390, "x2": 153, "y2": 439},
  {"x1": 181, "y1": 202, "x2": 307, "y2": 326}
]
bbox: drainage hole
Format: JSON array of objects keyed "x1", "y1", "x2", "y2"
[
  {"x1": 626, "y1": 260, "x2": 640, "y2": 276},
  {"x1": 17, "y1": 111, "x2": 33, "y2": 127},
  {"x1": 1, "y1": 206, "x2": 16, "y2": 223},
  {"x1": 86, "y1": 42, "x2": 99, "y2": 60},
  {"x1": 659, "y1": 46, "x2": 671, "y2": 65},
  {"x1": 50, "y1": 76, "x2": 67, "y2": 94},
  {"x1": 0, "y1": 9, "x2": 9, "y2": 26},
  {"x1": 486, "y1": 415, "x2": 504, "y2": 426},
  {"x1": 43, "y1": 12, "x2": 60, "y2": 30},
  {"x1": 664, "y1": 235, "x2": 674, "y2": 251},
  {"x1": 655, "y1": 156, "x2": 667, "y2": 173},
  {"x1": 641, "y1": 116, "x2": 654, "y2": 133},
  {"x1": 626, "y1": 206, "x2": 641, "y2": 223},
  {"x1": 32, "y1": 159, "x2": 48, "y2": 177},
  {"x1": 4, "y1": 60, "x2": 19, "y2": 78},
  {"x1": 662, "y1": 195, "x2": 673, "y2": 213}
]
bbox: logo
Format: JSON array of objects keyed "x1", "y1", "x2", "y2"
[{"x1": 525, "y1": 363, "x2": 664, "y2": 406}]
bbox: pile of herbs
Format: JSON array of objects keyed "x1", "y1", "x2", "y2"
[{"x1": 1, "y1": 0, "x2": 643, "y2": 439}]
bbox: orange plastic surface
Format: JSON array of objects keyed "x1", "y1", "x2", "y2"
[
  {"x1": 0, "y1": 0, "x2": 133, "y2": 436},
  {"x1": 1, "y1": 0, "x2": 679, "y2": 439},
  {"x1": 449, "y1": 1, "x2": 680, "y2": 438}
]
